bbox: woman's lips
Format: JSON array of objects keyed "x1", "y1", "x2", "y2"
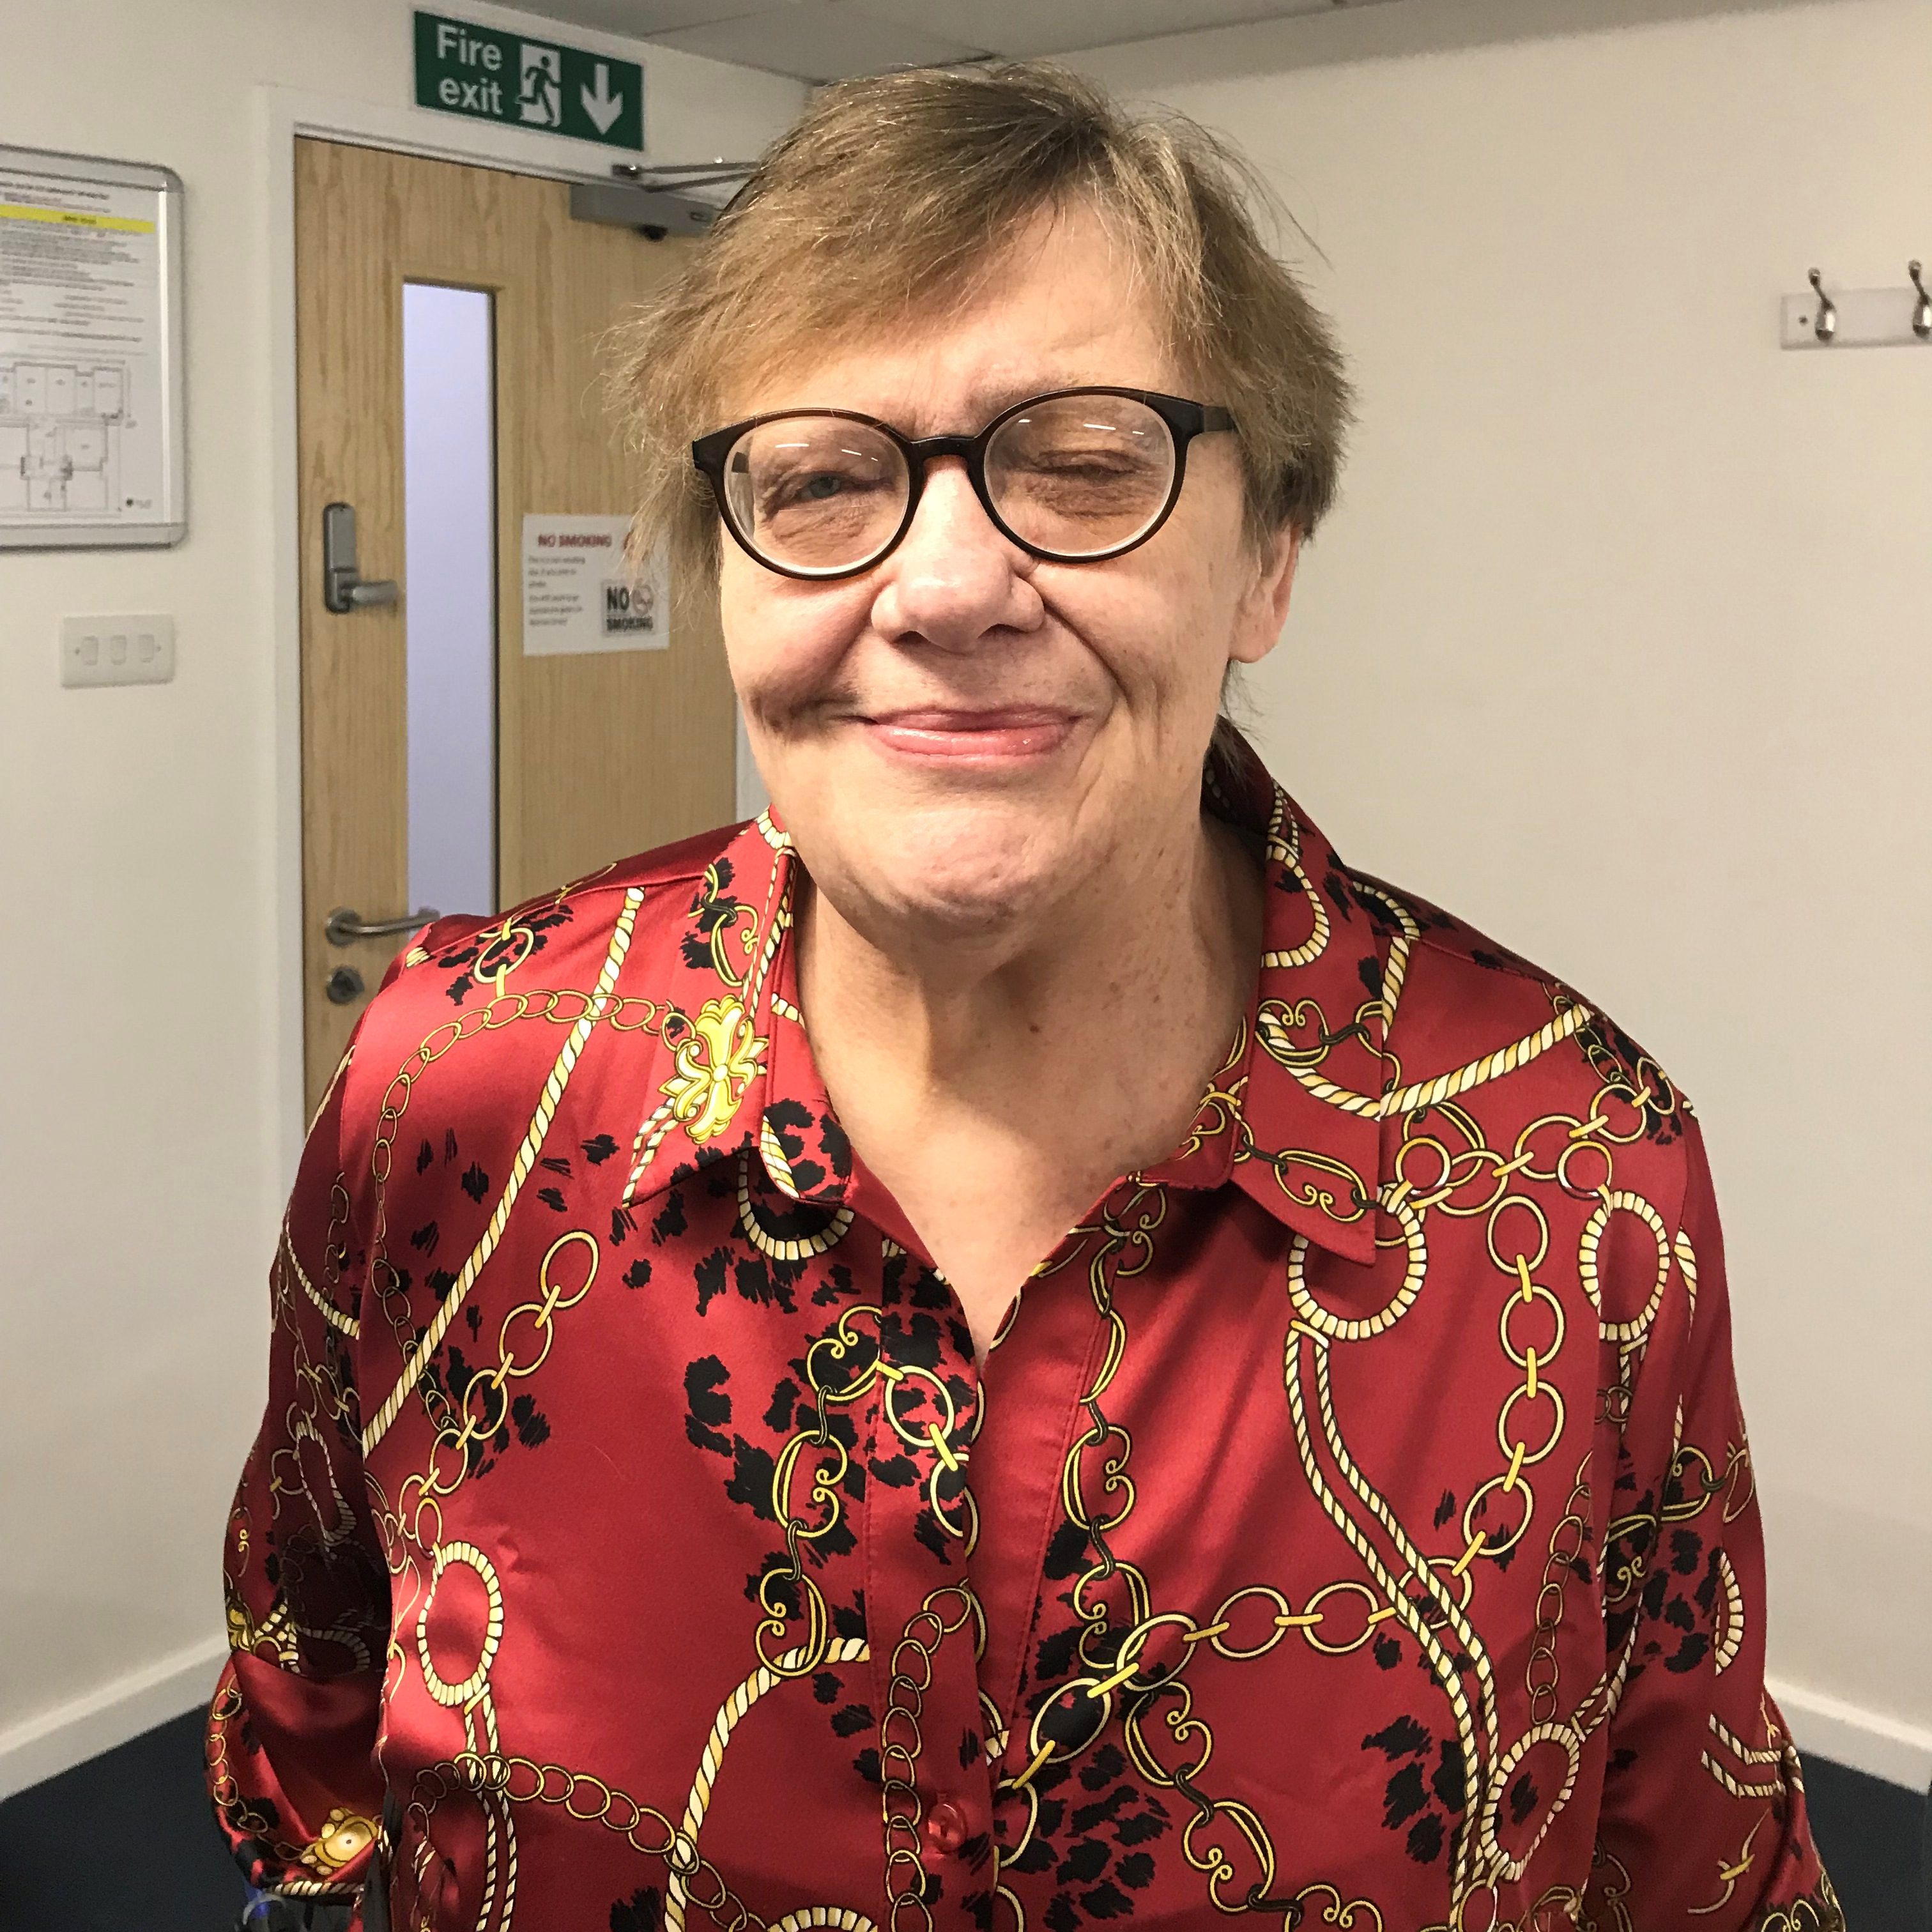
[{"x1": 859, "y1": 708, "x2": 1077, "y2": 762}]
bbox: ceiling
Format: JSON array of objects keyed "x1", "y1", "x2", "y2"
[{"x1": 514, "y1": 0, "x2": 1399, "y2": 84}]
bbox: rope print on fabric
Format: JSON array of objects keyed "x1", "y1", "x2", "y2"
[{"x1": 210, "y1": 767, "x2": 1841, "y2": 1932}]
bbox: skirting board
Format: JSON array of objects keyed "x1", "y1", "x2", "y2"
[
  {"x1": 1769, "y1": 1674, "x2": 1932, "y2": 1792},
  {"x1": 0, "y1": 1630, "x2": 228, "y2": 1800},
  {"x1": 1, "y1": 1643, "x2": 1925, "y2": 1803}
]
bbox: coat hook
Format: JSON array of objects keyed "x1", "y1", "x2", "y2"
[
  {"x1": 1807, "y1": 268, "x2": 1837, "y2": 342},
  {"x1": 1910, "y1": 261, "x2": 1931, "y2": 340}
]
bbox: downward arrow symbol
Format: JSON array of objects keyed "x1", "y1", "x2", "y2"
[{"x1": 581, "y1": 62, "x2": 624, "y2": 135}]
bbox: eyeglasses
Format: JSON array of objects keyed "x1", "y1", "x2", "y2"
[{"x1": 691, "y1": 387, "x2": 1236, "y2": 581}]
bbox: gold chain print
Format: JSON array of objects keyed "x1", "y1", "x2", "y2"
[
  {"x1": 970, "y1": 857, "x2": 1731, "y2": 1932},
  {"x1": 379, "y1": 1215, "x2": 887, "y2": 1932},
  {"x1": 213, "y1": 769, "x2": 1835, "y2": 1932},
  {"x1": 881, "y1": 1588, "x2": 983, "y2": 1931},
  {"x1": 370, "y1": 843, "x2": 869, "y2": 1932}
]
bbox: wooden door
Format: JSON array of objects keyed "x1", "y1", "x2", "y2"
[{"x1": 295, "y1": 137, "x2": 735, "y2": 1107}]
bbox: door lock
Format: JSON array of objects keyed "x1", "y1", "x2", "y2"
[
  {"x1": 322, "y1": 502, "x2": 401, "y2": 612},
  {"x1": 325, "y1": 964, "x2": 367, "y2": 1006}
]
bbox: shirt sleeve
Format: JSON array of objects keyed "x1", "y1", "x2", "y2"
[
  {"x1": 1584, "y1": 1111, "x2": 1843, "y2": 1929},
  {"x1": 207, "y1": 1013, "x2": 393, "y2": 1931}
]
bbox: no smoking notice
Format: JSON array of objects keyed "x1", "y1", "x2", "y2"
[{"x1": 521, "y1": 514, "x2": 669, "y2": 657}]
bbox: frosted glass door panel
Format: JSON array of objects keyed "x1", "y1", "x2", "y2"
[{"x1": 404, "y1": 282, "x2": 496, "y2": 922}]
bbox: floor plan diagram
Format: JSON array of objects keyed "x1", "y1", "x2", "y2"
[{"x1": 0, "y1": 359, "x2": 126, "y2": 513}]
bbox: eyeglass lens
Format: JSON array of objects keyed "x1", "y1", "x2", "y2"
[{"x1": 721, "y1": 392, "x2": 1178, "y2": 575}]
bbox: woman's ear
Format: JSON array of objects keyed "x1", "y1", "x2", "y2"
[{"x1": 1229, "y1": 523, "x2": 1302, "y2": 666}]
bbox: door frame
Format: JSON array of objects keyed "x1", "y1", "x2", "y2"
[{"x1": 261, "y1": 82, "x2": 758, "y2": 1179}]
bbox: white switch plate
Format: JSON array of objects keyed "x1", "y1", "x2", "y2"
[{"x1": 61, "y1": 613, "x2": 176, "y2": 687}]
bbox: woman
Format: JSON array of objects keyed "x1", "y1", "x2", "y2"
[{"x1": 211, "y1": 63, "x2": 1836, "y2": 1932}]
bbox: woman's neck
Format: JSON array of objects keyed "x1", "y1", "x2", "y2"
[{"x1": 795, "y1": 807, "x2": 1262, "y2": 1194}]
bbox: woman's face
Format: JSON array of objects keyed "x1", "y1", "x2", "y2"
[{"x1": 716, "y1": 203, "x2": 1300, "y2": 954}]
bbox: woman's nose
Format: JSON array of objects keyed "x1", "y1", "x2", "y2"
[{"x1": 869, "y1": 458, "x2": 1041, "y2": 650}]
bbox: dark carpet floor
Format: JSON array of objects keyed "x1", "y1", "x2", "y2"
[{"x1": 0, "y1": 1710, "x2": 1923, "y2": 1929}]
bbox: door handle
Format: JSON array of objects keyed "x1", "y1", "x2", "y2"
[
  {"x1": 326, "y1": 905, "x2": 440, "y2": 946},
  {"x1": 322, "y1": 502, "x2": 401, "y2": 612}
]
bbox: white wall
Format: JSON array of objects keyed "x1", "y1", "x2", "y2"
[
  {"x1": 1074, "y1": 0, "x2": 1931, "y2": 1784},
  {"x1": 4, "y1": 0, "x2": 1924, "y2": 1807},
  {"x1": 0, "y1": 0, "x2": 803, "y2": 1795}
]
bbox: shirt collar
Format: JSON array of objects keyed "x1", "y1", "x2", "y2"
[
  {"x1": 620, "y1": 739, "x2": 1387, "y2": 1267},
  {"x1": 1151, "y1": 736, "x2": 1388, "y2": 1266}
]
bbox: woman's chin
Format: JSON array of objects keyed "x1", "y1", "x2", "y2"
[{"x1": 811, "y1": 805, "x2": 1085, "y2": 948}]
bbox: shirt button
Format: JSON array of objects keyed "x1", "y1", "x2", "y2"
[{"x1": 922, "y1": 1797, "x2": 968, "y2": 1856}]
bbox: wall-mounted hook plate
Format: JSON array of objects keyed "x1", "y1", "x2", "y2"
[{"x1": 1782, "y1": 278, "x2": 1932, "y2": 349}]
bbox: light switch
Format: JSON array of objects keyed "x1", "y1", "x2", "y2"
[{"x1": 61, "y1": 613, "x2": 176, "y2": 687}]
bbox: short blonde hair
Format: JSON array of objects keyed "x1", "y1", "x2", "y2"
[{"x1": 610, "y1": 61, "x2": 1353, "y2": 583}]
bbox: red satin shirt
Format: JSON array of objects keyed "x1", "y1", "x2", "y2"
[{"x1": 210, "y1": 745, "x2": 1839, "y2": 1932}]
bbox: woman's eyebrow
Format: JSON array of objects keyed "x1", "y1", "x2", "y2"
[
  {"x1": 972, "y1": 375, "x2": 1073, "y2": 411},
  {"x1": 891, "y1": 374, "x2": 1097, "y2": 431}
]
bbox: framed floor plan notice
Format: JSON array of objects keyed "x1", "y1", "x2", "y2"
[{"x1": 0, "y1": 144, "x2": 185, "y2": 548}]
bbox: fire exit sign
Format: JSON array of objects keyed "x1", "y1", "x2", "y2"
[{"x1": 413, "y1": 12, "x2": 645, "y2": 151}]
